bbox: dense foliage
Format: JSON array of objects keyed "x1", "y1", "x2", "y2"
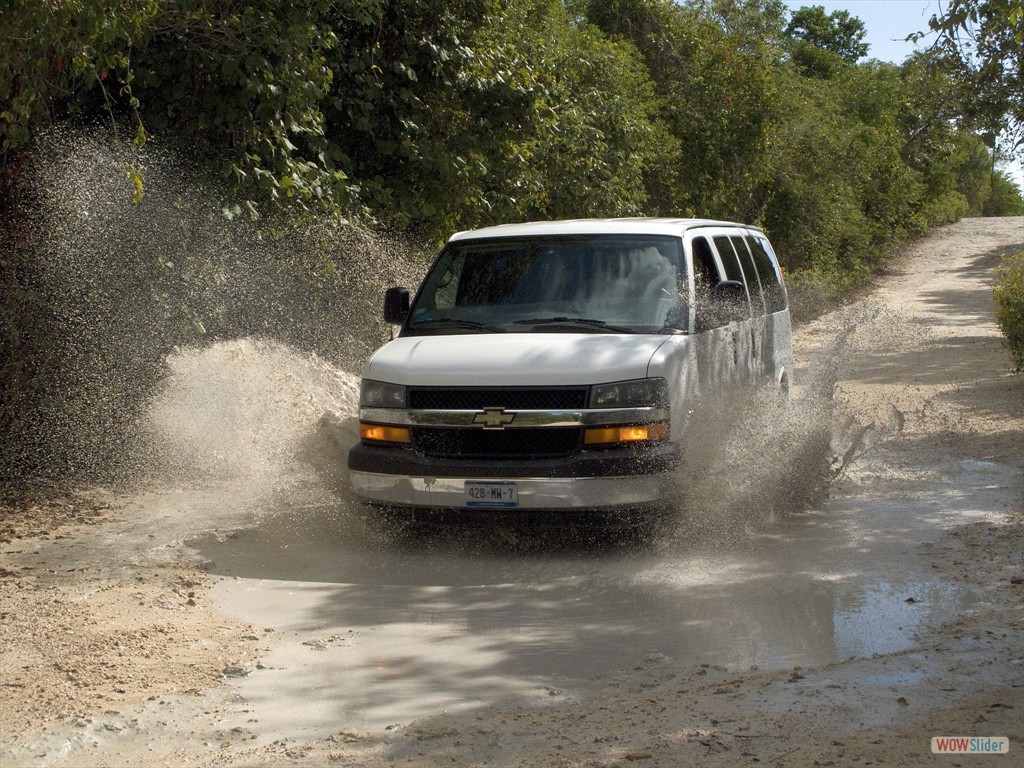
[
  {"x1": 994, "y1": 249, "x2": 1024, "y2": 372},
  {"x1": 3, "y1": 0, "x2": 1021, "y2": 240}
]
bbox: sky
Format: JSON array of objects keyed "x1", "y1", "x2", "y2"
[{"x1": 781, "y1": 1, "x2": 1023, "y2": 188}]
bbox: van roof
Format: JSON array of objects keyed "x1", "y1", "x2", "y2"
[{"x1": 448, "y1": 217, "x2": 765, "y2": 242}]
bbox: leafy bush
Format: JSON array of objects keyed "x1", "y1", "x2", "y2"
[
  {"x1": 3, "y1": 0, "x2": 1017, "y2": 245},
  {"x1": 994, "y1": 248, "x2": 1024, "y2": 372},
  {"x1": 984, "y1": 172, "x2": 1024, "y2": 216},
  {"x1": 1, "y1": 0, "x2": 348, "y2": 213}
]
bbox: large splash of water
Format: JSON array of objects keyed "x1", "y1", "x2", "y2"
[
  {"x1": 4, "y1": 129, "x2": 424, "y2": 486},
  {"x1": 142, "y1": 338, "x2": 361, "y2": 488}
]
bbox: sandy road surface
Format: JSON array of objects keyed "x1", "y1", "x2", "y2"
[{"x1": 1, "y1": 217, "x2": 1022, "y2": 767}]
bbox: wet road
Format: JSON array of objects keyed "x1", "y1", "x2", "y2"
[{"x1": 193, "y1": 450, "x2": 1010, "y2": 741}]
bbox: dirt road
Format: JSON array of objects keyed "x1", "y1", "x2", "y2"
[{"x1": 1, "y1": 217, "x2": 1022, "y2": 767}]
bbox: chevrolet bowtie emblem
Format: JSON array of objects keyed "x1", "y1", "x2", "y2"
[{"x1": 472, "y1": 408, "x2": 515, "y2": 429}]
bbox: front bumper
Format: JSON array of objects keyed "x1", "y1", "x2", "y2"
[
  {"x1": 347, "y1": 442, "x2": 678, "y2": 511},
  {"x1": 349, "y1": 471, "x2": 668, "y2": 510}
]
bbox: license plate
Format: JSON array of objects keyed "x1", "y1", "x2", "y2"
[{"x1": 465, "y1": 481, "x2": 518, "y2": 508}]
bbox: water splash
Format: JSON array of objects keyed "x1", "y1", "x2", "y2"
[
  {"x1": 142, "y1": 338, "x2": 361, "y2": 490},
  {"x1": 667, "y1": 330, "x2": 849, "y2": 536},
  {"x1": 4, "y1": 128, "x2": 425, "y2": 484}
]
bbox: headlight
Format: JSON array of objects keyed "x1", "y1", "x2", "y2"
[
  {"x1": 589, "y1": 378, "x2": 667, "y2": 408},
  {"x1": 360, "y1": 380, "x2": 406, "y2": 408}
]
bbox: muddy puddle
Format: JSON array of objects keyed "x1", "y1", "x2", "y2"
[{"x1": 186, "y1": 448, "x2": 1014, "y2": 744}]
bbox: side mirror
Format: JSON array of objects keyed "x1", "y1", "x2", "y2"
[
  {"x1": 383, "y1": 287, "x2": 410, "y2": 325},
  {"x1": 713, "y1": 280, "x2": 747, "y2": 303}
]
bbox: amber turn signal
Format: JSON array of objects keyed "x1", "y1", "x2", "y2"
[
  {"x1": 584, "y1": 422, "x2": 668, "y2": 445},
  {"x1": 360, "y1": 423, "x2": 411, "y2": 444}
]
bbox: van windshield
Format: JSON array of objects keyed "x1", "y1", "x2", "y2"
[{"x1": 407, "y1": 235, "x2": 686, "y2": 334}]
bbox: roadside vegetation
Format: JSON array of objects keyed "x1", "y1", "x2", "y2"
[
  {"x1": 995, "y1": 249, "x2": 1024, "y2": 372},
  {"x1": 4, "y1": 1, "x2": 1021, "y2": 234},
  {"x1": 1, "y1": 0, "x2": 1022, "y2": 480}
]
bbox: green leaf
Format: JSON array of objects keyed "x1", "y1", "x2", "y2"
[{"x1": 124, "y1": 163, "x2": 145, "y2": 204}]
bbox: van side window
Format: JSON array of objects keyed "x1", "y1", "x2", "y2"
[
  {"x1": 692, "y1": 237, "x2": 720, "y2": 287},
  {"x1": 691, "y1": 236, "x2": 726, "y2": 331},
  {"x1": 747, "y1": 236, "x2": 787, "y2": 312},
  {"x1": 698, "y1": 235, "x2": 751, "y2": 329},
  {"x1": 712, "y1": 235, "x2": 745, "y2": 283},
  {"x1": 731, "y1": 235, "x2": 766, "y2": 317}
]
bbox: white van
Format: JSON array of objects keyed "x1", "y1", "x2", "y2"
[{"x1": 348, "y1": 218, "x2": 792, "y2": 515}]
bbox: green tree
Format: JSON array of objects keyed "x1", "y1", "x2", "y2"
[
  {"x1": 785, "y1": 4, "x2": 868, "y2": 78},
  {"x1": 1, "y1": 0, "x2": 155, "y2": 152},
  {"x1": 985, "y1": 170, "x2": 1024, "y2": 214},
  {"x1": 1, "y1": 0, "x2": 351, "y2": 214},
  {"x1": 921, "y1": 0, "x2": 1024, "y2": 153},
  {"x1": 785, "y1": 4, "x2": 868, "y2": 60},
  {"x1": 129, "y1": 1, "x2": 347, "y2": 212},
  {"x1": 485, "y1": 4, "x2": 674, "y2": 224},
  {"x1": 895, "y1": 52, "x2": 974, "y2": 222},
  {"x1": 318, "y1": 0, "x2": 672, "y2": 237},
  {"x1": 1, "y1": 0, "x2": 675, "y2": 231},
  {"x1": 698, "y1": 0, "x2": 790, "y2": 42},
  {"x1": 587, "y1": 0, "x2": 783, "y2": 219}
]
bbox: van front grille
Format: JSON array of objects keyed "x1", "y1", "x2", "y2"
[
  {"x1": 412, "y1": 427, "x2": 582, "y2": 459},
  {"x1": 408, "y1": 387, "x2": 587, "y2": 411}
]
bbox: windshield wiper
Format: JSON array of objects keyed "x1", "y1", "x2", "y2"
[
  {"x1": 511, "y1": 316, "x2": 634, "y2": 333},
  {"x1": 412, "y1": 317, "x2": 507, "y2": 333}
]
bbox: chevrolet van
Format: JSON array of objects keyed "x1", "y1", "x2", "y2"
[{"x1": 347, "y1": 218, "x2": 792, "y2": 515}]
